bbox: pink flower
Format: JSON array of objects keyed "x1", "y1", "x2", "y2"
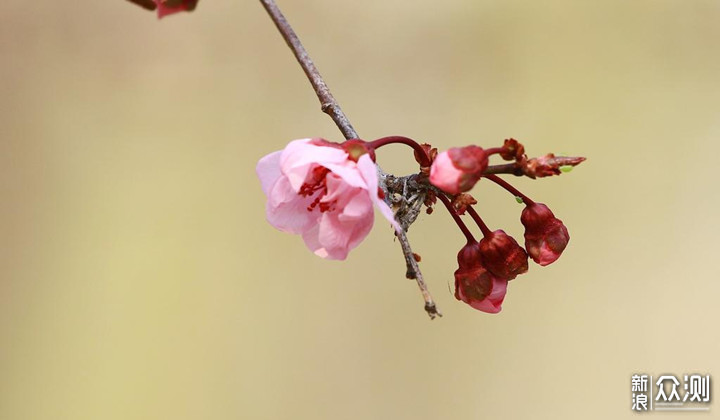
[
  {"x1": 154, "y1": 0, "x2": 198, "y2": 18},
  {"x1": 429, "y1": 146, "x2": 488, "y2": 194},
  {"x1": 521, "y1": 203, "x2": 570, "y2": 266},
  {"x1": 256, "y1": 138, "x2": 400, "y2": 260},
  {"x1": 453, "y1": 241, "x2": 508, "y2": 313}
]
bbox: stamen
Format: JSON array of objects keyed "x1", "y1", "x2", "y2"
[
  {"x1": 299, "y1": 166, "x2": 338, "y2": 213},
  {"x1": 298, "y1": 166, "x2": 330, "y2": 197}
]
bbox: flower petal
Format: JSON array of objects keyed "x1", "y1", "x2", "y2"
[
  {"x1": 339, "y1": 190, "x2": 373, "y2": 222},
  {"x1": 256, "y1": 151, "x2": 282, "y2": 196},
  {"x1": 357, "y1": 154, "x2": 401, "y2": 232},
  {"x1": 266, "y1": 176, "x2": 318, "y2": 234},
  {"x1": 300, "y1": 224, "x2": 329, "y2": 259},
  {"x1": 321, "y1": 173, "x2": 358, "y2": 210},
  {"x1": 429, "y1": 151, "x2": 464, "y2": 194},
  {"x1": 322, "y1": 161, "x2": 368, "y2": 189},
  {"x1": 468, "y1": 278, "x2": 508, "y2": 313},
  {"x1": 314, "y1": 207, "x2": 374, "y2": 260},
  {"x1": 280, "y1": 139, "x2": 349, "y2": 191}
]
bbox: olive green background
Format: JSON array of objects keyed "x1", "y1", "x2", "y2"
[{"x1": 1, "y1": 1, "x2": 718, "y2": 419}]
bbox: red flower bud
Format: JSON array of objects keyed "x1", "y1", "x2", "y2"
[
  {"x1": 456, "y1": 241, "x2": 481, "y2": 268},
  {"x1": 429, "y1": 146, "x2": 488, "y2": 194},
  {"x1": 521, "y1": 203, "x2": 570, "y2": 266},
  {"x1": 455, "y1": 266, "x2": 508, "y2": 314},
  {"x1": 453, "y1": 241, "x2": 508, "y2": 313},
  {"x1": 478, "y1": 230, "x2": 529, "y2": 280},
  {"x1": 154, "y1": 0, "x2": 198, "y2": 18}
]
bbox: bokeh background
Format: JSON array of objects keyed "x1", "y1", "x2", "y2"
[{"x1": 1, "y1": 1, "x2": 719, "y2": 419}]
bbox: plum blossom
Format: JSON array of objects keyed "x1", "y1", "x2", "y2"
[{"x1": 256, "y1": 138, "x2": 399, "y2": 260}]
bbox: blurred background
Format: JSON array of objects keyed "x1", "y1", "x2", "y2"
[{"x1": 1, "y1": 0, "x2": 719, "y2": 419}]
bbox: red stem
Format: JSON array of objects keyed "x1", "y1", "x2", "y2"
[
  {"x1": 466, "y1": 206, "x2": 492, "y2": 237},
  {"x1": 437, "y1": 194, "x2": 476, "y2": 243},
  {"x1": 485, "y1": 174, "x2": 535, "y2": 205},
  {"x1": 367, "y1": 136, "x2": 431, "y2": 167},
  {"x1": 484, "y1": 147, "x2": 503, "y2": 157}
]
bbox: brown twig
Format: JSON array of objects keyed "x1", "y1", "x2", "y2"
[
  {"x1": 260, "y1": 0, "x2": 441, "y2": 319},
  {"x1": 396, "y1": 231, "x2": 440, "y2": 318},
  {"x1": 484, "y1": 163, "x2": 524, "y2": 176},
  {"x1": 259, "y1": 0, "x2": 357, "y2": 140},
  {"x1": 483, "y1": 156, "x2": 586, "y2": 177}
]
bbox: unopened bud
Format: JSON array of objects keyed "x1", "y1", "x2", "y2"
[
  {"x1": 478, "y1": 230, "x2": 529, "y2": 280},
  {"x1": 521, "y1": 203, "x2": 570, "y2": 266},
  {"x1": 454, "y1": 265, "x2": 508, "y2": 314},
  {"x1": 456, "y1": 241, "x2": 481, "y2": 268},
  {"x1": 453, "y1": 241, "x2": 509, "y2": 313},
  {"x1": 429, "y1": 146, "x2": 488, "y2": 194}
]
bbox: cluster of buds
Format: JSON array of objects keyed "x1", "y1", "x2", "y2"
[
  {"x1": 426, "y1": 138, "x2": 580, "y2": 313},
  {"x1": 452, "y1": 228, "x2": 529, "y2": 313},
  {"x1": 256, "y1": 134, "x2": 584, "y2": 315},
  {"x1": 450, "y1": 203, "x2": 569, "y2": 313}
]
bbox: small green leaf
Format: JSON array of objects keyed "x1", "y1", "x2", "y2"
[
  {"x1": 515, "y1": 196, "x2": 523, "y2": 204},
  {"x1": 560, "y1": 165, "x2": 573, "y2": 173}
]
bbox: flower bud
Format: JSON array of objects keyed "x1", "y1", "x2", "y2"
[
  {"x1": 478, "y1": 230, "x2": 528, "y2": 280},
  {"x1": 454, "y1": 265, "x2": 508, "y2": 314},
  {"x1": 456, "y1": 240, "x2": 481, "y2": 268},
  {"x1": 521, "y1": 203, "x2": 570, "y2": 266},
  {"x1": 429, "y1": 146, "x2": 488, "y2": 194},
  {"x1": 154, "y1": 0, "x2": 198, "y2": 18},
  {"x1": 453, "y1": 241, "x2": 508, "y2": 313}
]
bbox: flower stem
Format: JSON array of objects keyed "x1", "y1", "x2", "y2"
[
  {"x1": 484, "y1": 147, "x2": 503, "y2": 157},
  {"x1": 466, "y1": 206, "x2": 492, "y2": 237},
  {"x1": 368, "y1": 136, "x2": 431, "y2": 167},
  {"x1": 485, "y1": 174, "x2": 535, "y2": 205},
  {"x1": 437, "y1": 194, "x2": 476, "y2": 243}
]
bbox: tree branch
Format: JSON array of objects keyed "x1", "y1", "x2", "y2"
[
  {"x1": 260, "y1": 0, "x2": 441, "y2": 319},
  {"x1": 483, "y1": 155, "x2": 585, "y2": 178},
  {"x1": 484, "y1": 163, "x2": 524, "y2": 176},
  {"x1": 259, "y1": 0, "x2": 357, "y2": 140}
]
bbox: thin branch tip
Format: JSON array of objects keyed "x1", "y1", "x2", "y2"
[{"x1": 261, "y1": 0, "x2": 439, "y2": 319}]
